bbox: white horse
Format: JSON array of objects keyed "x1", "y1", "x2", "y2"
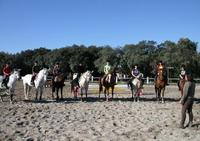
[
  {"x1": 0, "y1": 69, "x2": 21, "y2": 103},
  {"x1": 71, "y1": 71, "x2": 92, "y2": 100},
  {"x1": 22, "y1": 68, "x2": 48, "y2": 100}
]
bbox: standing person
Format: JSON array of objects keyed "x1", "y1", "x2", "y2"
[
  {"x1": 178, "y1": 64, "x2": 186, "y2": 90},
  {"x1": 2, "y1": 63, "x2": 12, "y2": 89},
  {"x1": 31, "y1": 61, "x2": 40, "y2": 86},
  {"x1": 179, "y1": 72, "x2": 196, "y2": 129}
]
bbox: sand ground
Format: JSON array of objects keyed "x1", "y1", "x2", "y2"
[{"x1": 0, "y1": 81, "x2": 200, "y2": 141}]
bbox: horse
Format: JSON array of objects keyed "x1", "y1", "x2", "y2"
[
  {"x1": 71, "y1": 71, "x2": 92, "y2": 100},
  {"x1": 52, "y1": 74, "x2": 65, "y2": 100},
  {"x1": 127, "y1": 73, "x2": 144, "y2": 102},
  {"x1": 0, "y1": 69, "x2": 21, "y2": 103},
  {"x1": 155, "y1": 69, "x2": 166, "y2": 103},
  {"x1": 179, "y1": 78, "x2": 186, "y2": 98},
  {"x1": 99, "y1": 73, "x2": 116, "y2": 101},
  {"x1": 22, "y1": 68, "x2": 48, "y2": 100}
]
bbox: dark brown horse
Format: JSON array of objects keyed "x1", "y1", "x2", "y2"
[
  {"x1": 155, "y1": 69, "x2": 166, "y2": 103},
  {"x1": 179, "y1": 78, "x2": 186, "y2": 98},
  {"x1": 52, "y1": 74, "x2": 65, "y2": 100},
  {"x1": 99, "y1": 73, "x2": 116, "y2": 101}
]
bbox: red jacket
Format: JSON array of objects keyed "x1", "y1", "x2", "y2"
[{"x1": 3, "y1": 66, "x2": 11, "y2": 76}]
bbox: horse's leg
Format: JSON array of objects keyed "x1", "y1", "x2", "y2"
[
  {"x1": 9, "y1": 89, "x2": 13, "y2": 103},
  {"x1": 80, "y1": 88, "x2": 83, "y2": 101},
  {"x1": 56, "y1": 87, "x2": 59, "y2": 100},
  {"x1": 39, "y1": 87, "x2": 43, "y2": 100},
  {"x1": 158, "y1": 88, "x2": 162, "y2": 102},
  {"x1": 61, "y1": 87, "x2": 63, "y2": 100},
  {"x1": 24, "y1": 84, "x2": 27, "y2": 100},
  {"x1": 99, "y1": 83, "x2": 102, "y2": 99},
  {"x1": 161, "y1": 88, "x2": 165, "y2": 103},
  {"x1": 104, "y1": 88, "x2": 107, "y2": 101},
  {"x1": 85, "y1": 85, "x2": 88, "y2": 99},
  {"x1": 28, "y1": 85, "x2": 31, "y2": 100},
  {"x1": 35, "y1": 88, "x2": 39, "y2": 100},
  {"x1": 111, "y1": 86, "x2": 114, "y2": 99},
  {"x1": 134, "y1": 89, "x2": 137, "y2": 102},
  {"x1": 52, "y1": 86, "x2": 54, "y2": 100},
  {"x1": 106, "y1": 88, "x2": 109, "y2": 101}
]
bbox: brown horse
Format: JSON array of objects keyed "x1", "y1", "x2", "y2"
[
  {"x1": 99, "y1": 73, "x2": 116, "y2": 101},
  {"x1": 127, "y1": 73, "x2": 144, "y2": 102},
  {"x1": 179, "y1": 78, "x2": 186, "y2": 98},
  {"x1": 155, "y1": 69, "x2": 166, "y2": 103},
  {"x1": 52, "y1": 74, "x2": 65, "y2": 100}
]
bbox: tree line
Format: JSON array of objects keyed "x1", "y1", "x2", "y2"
[{"x1": 0, "y1": 38, "x2": 200, "y2": 79}]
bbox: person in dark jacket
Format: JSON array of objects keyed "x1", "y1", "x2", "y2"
[
  {"x1": 31, "y1": 61, "x2": 40, "y2": 86},
  {"x1": 179, "y1": 72, "x2": 196, "y2": 129}
]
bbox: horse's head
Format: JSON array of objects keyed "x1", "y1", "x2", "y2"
[
  {"x1": 73, "y1": 73, "x2": 78, "y2": 80},
  {"x1": 38, "y1": 68, "x2": 49, "y2": 81},
  {"x1": 82, "y1": 70, "x2": 92, "y2": 81},
  {"x1": 13, "y1": 69, "x2": 21, "y2": 80},
  {"x1": 157, "y1": 69, "x2": 164, "y2": 81}
]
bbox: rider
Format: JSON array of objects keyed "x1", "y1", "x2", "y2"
[
  {"x1": 52, "y1": 62, "x2": 62, "y2": 81},
  {"x1": 2, "y1": 63, "x2": 12, "y2": 89},
  {"x1": 178, "y1": 64, "x2": 186, "y2": 90},
  {"x1": 77, "y1": 63, "x2": 85, "y2": 80},
  {"x1": 72, "y1": 63, "x2": 85, "y2": 87},
  {"x1": 104, "y1": 61, "x2": 112, "y2": 82},
  {"x1": 131, "y1": 64, "x2": 143, "y2": 86},
  {"x1": 31, "y1": 61, "x2": 40, "y2": 86},
  {"x1": 131, "y1": 64, "x2": 141, "y2": 79},
  {"x1": 155, "y1": 60, "x2": 168, "y2": 85}
]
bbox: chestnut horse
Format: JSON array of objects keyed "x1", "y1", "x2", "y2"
[
  {"x1": 179, "y1": 78, "x2": 186, "y2": 98},
  {"x1": 52, "y1": 74, "x2": 65, "y2": 100},
  {"x1": 99, "y1": 73, "x2": 116, "y2": 101},
  {"x1": 155, "y1": 69, "x2": 166, "y2": 103}
]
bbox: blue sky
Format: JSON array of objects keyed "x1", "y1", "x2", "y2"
[{"x1": 0, "y1": 0, "x2": 199, "y2": 53}]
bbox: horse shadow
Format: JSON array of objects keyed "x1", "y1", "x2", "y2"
[{"x1": 21, "y1": 96, "x2": 200, "y2": 104}]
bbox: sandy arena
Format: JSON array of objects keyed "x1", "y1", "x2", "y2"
[{"x1": 0, "y1": 81, "x2": 200, "y2": 141}]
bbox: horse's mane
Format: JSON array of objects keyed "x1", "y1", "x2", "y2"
[{"x1": 37, "y1": 68, "x2": 48, "y2": 79}]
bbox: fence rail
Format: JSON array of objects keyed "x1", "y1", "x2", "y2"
[{"x1": 90, "y1": 76, "x2": 200, "y2": 84}]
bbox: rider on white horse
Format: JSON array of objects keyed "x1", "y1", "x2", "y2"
[
  {"x1": 130, "y1": 64, "x2": 143, "y2": 86},
  {"x1": 31, "y1": 61, "x2": 40, "y2": 86},
  {"x1": 2, "y1": 63, "x2": 12, "y2": 89},
  {"x1": 72, "y1": 63, "x2": 85, "y2": 87}
]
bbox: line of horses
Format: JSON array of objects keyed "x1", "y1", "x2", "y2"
[{"x1": 0, "y1": 68, "x2": 184, "y2": 103}]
